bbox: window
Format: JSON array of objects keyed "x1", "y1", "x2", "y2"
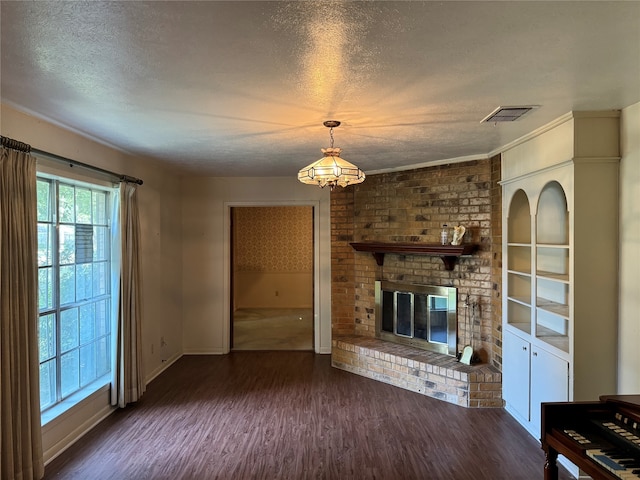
[{"x1": 37, "y1": 175, "x2": 118, "y2": 414}]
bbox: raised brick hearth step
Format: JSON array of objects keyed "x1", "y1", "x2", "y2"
[{"x1": 331, "y1": 335, "x2": 502, "y2": 408}]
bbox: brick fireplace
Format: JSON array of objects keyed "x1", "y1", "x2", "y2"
[{"x1": 330, "y1": 157, "x2": 503, "y2": 408}]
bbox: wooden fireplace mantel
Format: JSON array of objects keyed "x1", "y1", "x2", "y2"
[{"x1": 350, "y1": 242, "x2": 479, "y2": 270}]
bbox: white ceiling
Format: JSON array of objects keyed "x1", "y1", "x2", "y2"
[{"x1": 1, "y1": 1, "x2": 639, "y2": 177}]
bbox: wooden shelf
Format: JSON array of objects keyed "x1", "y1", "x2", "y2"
[
  {"x1": 537, "y1": 270, "x2": 569, "y2": 283},
  {"x1": 508, "y1": 295, "x2": 531, "y2": 307},
  {"x1": 536, "y1": 298, "x2": 570, "y2": 319},
  {"x1": 350, "y1": 242, "x2": 479, "y2": 270},
  {"x1": 506, "y1": 322, "x2": 532, "y2": 336}
]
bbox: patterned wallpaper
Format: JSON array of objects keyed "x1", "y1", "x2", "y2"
[{"x1": 233, "y1": 206, "x2": 313, "y2": 272}]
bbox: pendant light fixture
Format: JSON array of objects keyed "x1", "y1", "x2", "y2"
[{"x1": 297, "y1": 120, "x2": 365, "y2": 190}]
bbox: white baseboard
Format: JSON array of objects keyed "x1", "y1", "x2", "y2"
[
  {"x1": 145, "y1": 352, "x2": 183, "y2": 384},
  {"x1": 43, "y1": 401, "x2": 115, "y2": 465}
]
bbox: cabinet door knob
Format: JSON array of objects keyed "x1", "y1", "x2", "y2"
[
  {"x1": 523, "y1": 346, "x2": 527, "y2": 351},
  {"x1": 533, "y1": 351, "x2": 538, "y2": 356}
]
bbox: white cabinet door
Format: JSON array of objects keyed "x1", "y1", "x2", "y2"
[
  {"x1": 503, "y1": 331, "x2": 531, "y2": 422},
  {"x1": 530, "y1": 347, "x2": 569, "y2": 438}
]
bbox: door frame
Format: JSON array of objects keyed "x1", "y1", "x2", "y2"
[{"x1": 223, "y1": 201, "x2": 321, "y2": 353}]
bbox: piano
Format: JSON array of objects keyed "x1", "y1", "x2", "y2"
[{"x1": 541, "y1": 395, "x2": 640, "y2": 480}]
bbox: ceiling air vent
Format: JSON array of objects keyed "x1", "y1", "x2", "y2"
[{"x1": 481, "y1": 105, "x2": 539, "y2": 123}]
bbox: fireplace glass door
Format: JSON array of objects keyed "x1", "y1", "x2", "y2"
[{"x1": 375, "y1": 281, "x2": 457, "y2": 356}]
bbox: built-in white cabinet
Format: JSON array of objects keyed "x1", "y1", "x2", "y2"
[
  {"x1": 502, "y1": 331, "x2": 532, "y2": 421},
  {"x1": 529, "y1": 339, "x2": 570, "y2": 436},
  {"x1": 501, "y1": 112, "x2": 620, "y2": 446},
  {"x1": 503, "y1": 330, "x2": 570, "y2": 437}
]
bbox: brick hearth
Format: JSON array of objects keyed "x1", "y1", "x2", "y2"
[{"x1": 332, "y1": 336, "x2": 502, "y2": 408}]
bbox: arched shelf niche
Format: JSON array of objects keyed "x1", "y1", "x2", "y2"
[
  {"x1": 534, "y1": 181, "x2": 570, "y2": 349},
  {"x1": 506, "y1": 189, "x2": 532, "y2": 334},
  {"x1": 536, "y1": 181, "x2": 569, "y2": 245}
]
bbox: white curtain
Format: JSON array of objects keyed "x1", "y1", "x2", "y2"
[
  {"x1": 111, "y1": 182, "x2": 145, "y2": 407},
  {"x1": 0, "y1": 146, "x2": 45, "y2": 480}
]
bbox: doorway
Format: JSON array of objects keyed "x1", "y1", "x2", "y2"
[{"x1": 230, "y1": 206, "x2": 314, "y2": 350}]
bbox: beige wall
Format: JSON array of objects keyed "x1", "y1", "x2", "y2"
[
  {"x1": 619, "y1": 101, "x2": 640, "y2": 393},
  {"x1": 181, "y1": 177, "x2": 332, "y2": 355},
  {"x1": 1, "y1": 103, "x2": 184, "y2": 461},
  {"x1": 233, "y1": 206, "x2": 313, "y2": 309},
  {"x1": 234, "y1": 272, "x2": 313, "y2": 309}
]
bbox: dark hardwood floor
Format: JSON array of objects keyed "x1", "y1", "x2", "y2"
[{"x1": 44, "y1": 352, "x2": 574, "y2": 480}]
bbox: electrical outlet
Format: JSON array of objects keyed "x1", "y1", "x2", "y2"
[{"x1": 160, "y1": 336, "x2": 166, "y2": 347}]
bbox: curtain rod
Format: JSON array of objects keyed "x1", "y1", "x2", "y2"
[{"x1": 1, "y1": 135, "x2": 144, "y2": 185}]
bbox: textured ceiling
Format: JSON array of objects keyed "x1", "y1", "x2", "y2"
[{"x1": 1, "y1": 1, "x2": 639, "y2": 177}]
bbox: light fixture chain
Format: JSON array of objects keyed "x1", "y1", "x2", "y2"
[{"x1": 329, "y1": 127, "x2": 334, "y2": 148}]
